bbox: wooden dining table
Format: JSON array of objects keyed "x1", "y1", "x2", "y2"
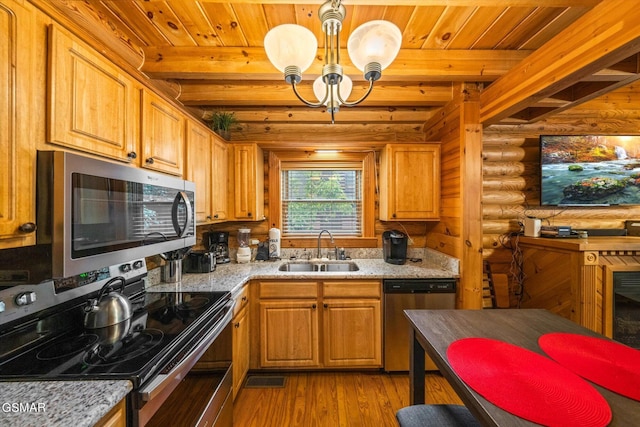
[{"x1": 405, "y1": 309, "x2": 640, "y2": 426}]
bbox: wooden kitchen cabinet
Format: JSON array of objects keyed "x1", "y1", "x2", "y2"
[
  {"x1": 140, "y1": 89, "x2": 185, "y2": 176},
  {"x1": 211, "y1": 137, "x2": 229, "y2": 221},
  {"x1": 0, "y1": 0, "x2": 37, "y2": 248},
  {"x1": 95, "y1": 398, "x2": 126, "y2": 427},
  {"x1": 257, "y1": 280, "x2": 381, "y2": 369},
  {"x1": 232, "y1": 284, "x2": 250, "y2": 400},
  {"x1": 232, "y1": 143, "x2": 264, "y2": 220},
  {"x1": 185, "y1": 119, "x2": 213, "y2": 223},
  {"x1": 47, "y1": 24, "x2": 138, "y2": 164},
  {"x1": 379, "y1": 143, "x2": 441, "y2": 220},
  {"x1": 322, "y1": 280, "x2": 382, "y2": 367}
]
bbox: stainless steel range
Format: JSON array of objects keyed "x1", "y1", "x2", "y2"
[{"x1": 0, "y1": 259, "x2": 233, "y2": 427}]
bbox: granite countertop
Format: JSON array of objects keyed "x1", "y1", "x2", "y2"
[
  {"x1": 2, "y1": 251, "x2": 457, "y2": 426},
  {"x1": 148, "y1": 254, "x2": 459, "y2": 294},
  {"x1": 0, "y1": 380, "x2": 131, "y2": 427}
]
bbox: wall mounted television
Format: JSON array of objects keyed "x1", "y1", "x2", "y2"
[{"x1": 540, "y1": 135, "x2": 640, "y2": 206}]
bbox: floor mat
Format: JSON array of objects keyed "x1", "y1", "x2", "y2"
[{"x1": 244, "y1": 375, "x2": 286, "y2": 388}]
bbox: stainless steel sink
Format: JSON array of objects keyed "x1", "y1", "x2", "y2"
[{"x1": 278, "y1": 262, "x2": 359, "y2": 272}]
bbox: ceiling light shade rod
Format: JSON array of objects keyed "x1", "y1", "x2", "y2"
[{"x1": 263, "y1": 0, "x2": 402, "y2": 122}]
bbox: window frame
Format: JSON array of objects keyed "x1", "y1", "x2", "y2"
[{"x1": 268, "y1": 151, "x2": 376, "y2": 248}]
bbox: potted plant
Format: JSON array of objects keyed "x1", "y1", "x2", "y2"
[{"x1": 205, "y1": 111, "x2": 237, "y2": 140}]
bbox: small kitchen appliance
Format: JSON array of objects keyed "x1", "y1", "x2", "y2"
[
  {"x1": 382, "y1": 230, "x2": 408, "y2": 265},
  {"x1": 207, "y1": 231, "x2": 230, "y2": 264},
  {"x1": 183, "y1": 251, "x2": 216, "y2": 273},
  {"x1": 237, "y1": 228, "x2": 251, "y2": 263}
]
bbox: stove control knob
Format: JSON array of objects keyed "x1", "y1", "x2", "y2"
[
  {"x1": 120, "y1": 263, "x2": 132, "y2": 273},
  {"x1": 133, "y1": 260, "x2": 144, "y2": 270},
  {"x1": 0, "y1": 300, "x2": 5, "y2": 313},
  {"x1": 15, "y1": 291, "x2": 36, "y2": 306}
]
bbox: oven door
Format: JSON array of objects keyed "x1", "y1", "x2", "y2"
[{"x1": 133, "y1": 302, "x2": 233, "y2": 427}]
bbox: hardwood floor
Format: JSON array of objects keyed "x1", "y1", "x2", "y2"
[{"x1": 232, "y1": 371, "x2": 463, "y2": 426}]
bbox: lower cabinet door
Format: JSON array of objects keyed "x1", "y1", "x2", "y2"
[{"x1": 259, "y1": 300, "x2": 320, "y2": 368}]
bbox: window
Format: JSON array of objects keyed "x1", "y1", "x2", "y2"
[
  {"x1": 269, "y1": 151, "x2": 375, "y2": 242},
  {"x1": 281, "y1": 168, "x2": 362, "y2": 236}
]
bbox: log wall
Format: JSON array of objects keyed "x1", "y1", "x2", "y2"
[{"x1": 483, "y1": 83, "x2": 640, "y2": 306}]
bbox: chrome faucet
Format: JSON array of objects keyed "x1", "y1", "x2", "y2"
[{"x1": 317, "y1": 229, "x2": 337, "y2": 259}]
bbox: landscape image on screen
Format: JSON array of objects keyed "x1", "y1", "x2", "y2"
[{"x1": 541, "y1": 135, "x2": 640, "y2": 206}]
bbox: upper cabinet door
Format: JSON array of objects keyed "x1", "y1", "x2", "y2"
[
  {"x1": 212, "y1": 137, "x2": 229, "y2": 221},
  {"x1": 379, "y1": 143, "x2": 441, "y2": 221},
  {"x1": 140, "y1": 89, "x2": 185, "y2": 176},
  {"x1": 0, "y1": 0, "x2": 36, "y2": 248},
  {"x1": 47, "y1": 25, "x2": 138, "y2": 163},
  {"x1": 185, "y1": 119, "x2": 212, "y2": 223}
]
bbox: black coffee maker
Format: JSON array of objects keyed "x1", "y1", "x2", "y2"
[
  {"x1": 382, "y1": 230, "x2": 408, "y2": 265},
  {"x1": 207, "y1": 231, "x2": 230, "y2": 264}
]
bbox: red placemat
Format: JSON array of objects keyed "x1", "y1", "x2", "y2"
[
  {"x1": 447, "y1": 337, "x2": 611, "y2": 427},
  {"x1": 539, "y1": 332, "x2": 640, "y2": 401}
]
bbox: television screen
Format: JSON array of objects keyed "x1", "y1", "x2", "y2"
[{"x1": 540, "y1": 135, "x2": 640, "y2": 206}]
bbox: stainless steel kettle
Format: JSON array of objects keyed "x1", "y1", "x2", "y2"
[{"x1": 84, "y1": 277, "x2": 133, "y2": 329}]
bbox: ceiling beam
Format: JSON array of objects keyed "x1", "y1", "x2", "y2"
[
  {"x1": 177, "y1": 80, "x2": 453, "y2": 106},
  {"x1": 480, "y1": 0, "x2": 640, "y2": 125},
  {"x1": 142, "y1": 47, "x2": 531, "y2": 82},
  {"x1": 177, "y1": 0, "x2": 600, "y2": 6}
]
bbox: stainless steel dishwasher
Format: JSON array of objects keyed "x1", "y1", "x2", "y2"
[{"x1": 384, "y1": 278, "x2": 456, "y2": 371}]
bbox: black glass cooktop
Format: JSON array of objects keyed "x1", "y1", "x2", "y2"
[{"x1": 0, "y1": 290, "x2": 230, "y2": 387}]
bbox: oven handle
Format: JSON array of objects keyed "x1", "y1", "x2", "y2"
[{"x1": 138, "y1": 301, "x2": 233, "y2": 403}]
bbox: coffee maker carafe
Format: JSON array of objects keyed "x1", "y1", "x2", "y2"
[
  {"x1": 207, "y1": 231, "x2": 230, "y2": 264},
  {"x1": 382, "y1": 230, "x2": 408, "y2": 265}
]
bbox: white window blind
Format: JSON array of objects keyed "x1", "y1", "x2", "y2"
[{"x1": 281, "y1": 167, "x2": 362, "y2": 236}]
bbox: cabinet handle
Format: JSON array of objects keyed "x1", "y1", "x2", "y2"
[
  {"x1": 312, "y1": 304, "x2": 317, "y2": 309},
  {"x1": 242, "y1": 296, "x2": 248, "y2": 302},
  {"x1": 248, "y1": 212, "x2": 252, "y2": 217},
  {"x1": 206, "y1": 215, "x2": 212, "y2": 220},
  {"x1": 213, "y1": 214, "x2": 219, "y2": 219},
  {"x1": 127, "y1": 151, "x2": 137, "y2": 160},
  {"x1": 18, "y1": 222, "x2": 37, "y2": 233},
  {"x1": 234, "y1": 322, "x2": 240, "y2": 328},
  {"x1": 392, "y1": 213, "x2": 397, "y2": 218},
  {"x1": 323, "y1": 303, "x2": 328, "y2": 309},
  {"x1": 146, "y1": 157, "x2": 154, "y2": 164}
]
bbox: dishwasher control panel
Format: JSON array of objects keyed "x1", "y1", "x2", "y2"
[{"x1": 383, "y1": 278, "x2": 456, "y2": 293}]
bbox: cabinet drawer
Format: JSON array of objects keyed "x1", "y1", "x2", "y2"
[
  {"x1": 259, "y1": 281, "x2": 318, "y2": 299},
  {"x1": 232, "y1": 285, "x2": 249, "y2": 318},
  {"x1": 323, "y1": 281, "x2": 381, "y2": 298}
]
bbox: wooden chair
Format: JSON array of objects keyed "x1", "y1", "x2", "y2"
[
  {"x1": 396, "y1": 404, "x2": 482, "y2": 427},
  {"x1": 483, "y1": 261, "x2": 510, "y2": 308}
]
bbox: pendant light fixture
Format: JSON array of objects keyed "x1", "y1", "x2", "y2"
[{"x1": 263, "y1": 0, "x2": 402, "y2": 123}]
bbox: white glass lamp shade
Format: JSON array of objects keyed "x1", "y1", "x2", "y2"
[
  {"x1": 264, "y1": 24, "x2": 318, "y2": 73},
  {"x1": 313, "y1": 75, "x2": 353, "y2": 105},
  {"x1": 347, "y1": 20, "x2": 402, "y2": 72}
]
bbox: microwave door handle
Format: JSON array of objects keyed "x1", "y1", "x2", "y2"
[{"x1": 171, "y1": 191, "x2": 193, "y2": 238}]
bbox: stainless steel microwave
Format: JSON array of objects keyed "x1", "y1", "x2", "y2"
[{"x1": 33, "y1": 150, "x2": 195, "y2": 279}]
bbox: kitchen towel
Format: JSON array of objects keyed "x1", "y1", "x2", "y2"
[
  {"x1": 539, "y1": 332, "x2": 640, "y2": 402},
  {"x1": 447, "y1": 337, "x2": 611, "y2": 427}
]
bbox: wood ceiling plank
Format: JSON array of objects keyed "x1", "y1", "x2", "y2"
[
  {"x1": 421, "y1": 6, "x2": 477, "y2": 49},
  {"x1": 402, "y1": 6, "x2": 446, "y2": 49},
  {"x1": 199, "y1": 2, "x2": 248, "y2": 46},
  {"x1": 446, "y1": 7, "x2": 505, "y2": 49},
  {"x1": 480, "y1": 0, "x2": 640, "y2": 124},
  {"x1": 102, "y1": 1, "x2": 171, "y2": 46},
  {"x1": 263, "y1": 4, "x2": 297, "y2": 27},
  {"x1": 472, "y1": 7, "x2": 537, "y2": 49},
  {"x1": 133, "y1": 1, "x2": 196, "y2": 46},
  {"x1": 142, "y1": 46, "x2": 531, "y2": 81},
  {"x1": 494, "y1": 6, "x2": 566, "y2": 50},
  {"x1": 518, "y1": 6, "x2": 590, "y2": 50},
  {"x1": 164, "y1": 1, "x2": 221, "y2": 46},
  {"x1": 231, "y1": 3, "x2": 270, "y2": 46}
]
